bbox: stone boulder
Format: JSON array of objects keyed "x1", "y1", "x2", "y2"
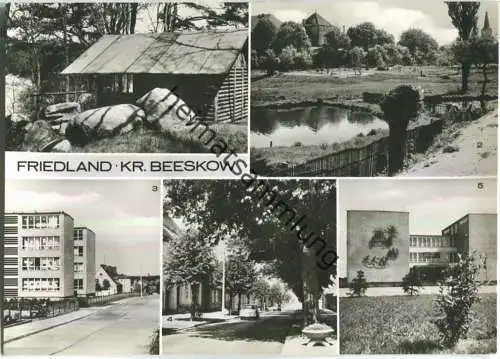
[
  {"x1": 65, "y1": 104, "x2": 145, "y2": 146},
  {"x1": 136, "y1": 88, "x2": 197, "y2": 132},
  {"x1": 44, "y1": 102, "x2": 81, "y2": 119},
  {"x1": 77, "y1": 92, "x2": 97, "y2": 111},
  {"x1": 23, "y1": 120, "x2": 67, "y2": 152}
]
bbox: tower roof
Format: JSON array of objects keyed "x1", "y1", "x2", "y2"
[
  {"x1": 484, "y1": 11, "x2": 491, "y2": 30},
  {"x1": 303, "y1": 12, "x2": 333, "y2": 27}
]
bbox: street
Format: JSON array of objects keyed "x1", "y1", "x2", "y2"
[
  {"x1": 4, "y1": 295, "x2": 159, "y2": 356},
  {"x1": 163, "y1": 310, "x2": 317, "y2": 355}
]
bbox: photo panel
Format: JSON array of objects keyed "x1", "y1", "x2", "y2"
[
  {"x1": 2, "y1": 179, "x2": 162, "y2": 356},
  {"x1": 249, "y1": 0, "x2": 498, "y2": 177},
  {"x1": 162, "y1": 179, "x2": 338, "y2": 356},
  {"x1": 338, "y1": 177, "x2": 497, "y2": 355},
  {"x1": 4, "y1": 2, "x2": 249, "y2": 155}
]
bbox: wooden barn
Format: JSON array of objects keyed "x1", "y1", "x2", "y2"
[{"x1": 61, "y1": 29, "x2": 248, "y2": 123}]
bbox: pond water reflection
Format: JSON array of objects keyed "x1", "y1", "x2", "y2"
[{"x1": 251, "y1": 106, "x2": 388, "y2": 148}]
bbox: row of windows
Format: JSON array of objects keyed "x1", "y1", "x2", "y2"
[
  {"x1": 22, "y1": 215, "x2": 60, "y2": 229},
  {"x1": 409, "y1": 252, "x2": 459, "y2": 263},
  {"x1": 74, "y1": 262, "x2": 84, "y2": 272},
  {"x1": 22, "y1": 278, "x2": 60, "y2": 291},
  {"x1": 22, "y1": 257, "x2": 61, "y2": 271},
  {"x1": 74, "y1": 279, "x2": 84, "y2": 290},
  {"x1": 73, "y1": 229, "x2": 83, "y2": 241},
  {"x1": 74, "y1": 246, "x2": 84, "y2": 257},
  {"x1": 409, "y1": 236, "x2": 456, "y2": 248},
  {"x1": 22, "y1": 236, "x2": 60, "y2": 250}
]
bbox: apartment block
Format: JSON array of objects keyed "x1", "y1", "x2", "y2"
[
  {"x1": 409, "y1": 235, "x2": 458, "y2": 266},
  {"x1": 73, "y1": 227, "x2": 96, "y2": 296},
  {"x1": 4, "y1": 212, "x2": 75, "y2": 298}
]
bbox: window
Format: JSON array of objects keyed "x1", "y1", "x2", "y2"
[
  {"x1": 21, "y1": 215, "x2": 60, "y2": 229},
  {"x1": 22, "y1": 257, "x2": 60, "y2": 270},
  {"x1": 74, "y1": 279, "x2": 84, "y2": 290},
  {"x1": 74, "y1": 246, "x2": 84, "y2": 257},
  {"x1": 21, "y1": 278, "x2": 60, "y2": 292},
  {"x1": 22, "y1": 236, "x2": 60, "y2": 250},
  {"x1": 73, "y1": 229, "x2": 83, "y2": 241},
  {"x1": 74, "y1": 262, "x2": 84, "y2": 272}
]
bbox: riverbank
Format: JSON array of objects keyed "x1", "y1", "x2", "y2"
[
  {"x1": 251, "y1": 66, "x2": 498, "y2": 107},
  {"x1": 251, "y1": 109, "x2": 439, "y2": 170}
]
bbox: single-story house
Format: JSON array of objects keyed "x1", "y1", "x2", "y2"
[{"x1": 61, "y1": 29, "x2": 249, "y2": 124}]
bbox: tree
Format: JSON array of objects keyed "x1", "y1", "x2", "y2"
[
  {"x1": 163, "y1": 180, "x2": 337, "y2": 327},
  {"x1": 402, "y1": 267, "x2": 423, "y2": 296},
  {"x1": 262, "y1": 49, "x2": 280, "y2": 75},
  {"x1": 250, "y1": 278, "x2": 271, "y2": 310},
  {"x1": 398, "y1": 29, "x2": 439, "y2": 61},
  {"x1": 380, "y1": 84, "x2": 424, "y2": 175},
  {"x1": 102, "y1": 279, "x2": 110, "y2": 290},
  {"x1": 251, "y1": 17, "x2": 278, "y2": 55},
  {"x1": 95, "y1": 279, "x2": 102, "y2": 291},
  {"x1": 164, "y1": 231, "x2": 217, "y2": 320},
  {"x1": 223, "y1": 253, "x2": 258, "y2": 312},
  {"x1": 269, "y1": 282, "x2": 289, "y2": 307},
  {"x1": 272, "y1": 21, "x2": 311, "y2": 54},
  {"x1": 348, "y1": 46, "x2": 365, "y2": 75},
  {"x1": 469, "y1": 32, "x2": 497, "y2": 104},
  {"x1": 318, "y1": 26, "x2": 351, "y2": 67},
  {"x1": 347, "y1": 22, "x2": 392, "y2": 51},
  {"x1": 433, "y1": 252, "x2": 485, "y2": 347},
  {"x1": 348, "y1": 270, "x2": 367, "y2": 297},
  {"x1": 445, "y1": 1, "x2": 481, "y2": 92}
]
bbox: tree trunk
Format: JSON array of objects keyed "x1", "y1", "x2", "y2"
[
  {"x1": 481, "y1": 65, "x2": 488, "y2": 111},
  {"x1": 61, "y1": 4, "x2": 70, "y2": 102},
  {"x1": 388, "y1": 126, "x2": 407, "y2": 176},
  {"x1": 190, "y1": 283, "x2": 198, "y2": 321},
  {"x1": 228, "y1": 293, "x2": 233, "y2": 315},
  {"x1": 461, "y1": 62, "x2": 471, "y2": 93},
  {"x1": 129, "y1": 3, "x2": 138, "y2": 34},
  {"x1": 237, "y1": 293, "x2": 242, "y2": 312}
]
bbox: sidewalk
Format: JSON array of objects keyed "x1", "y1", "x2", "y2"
[
  {"x1": 2, "y1": 296, "x2": 135, "y2": 344},
  {"x1": 4, "y1": 307, "x2": 104, "y2": 343},
  {"x1": 162, "y1": 312, "x2": 239, "y2": 331}
]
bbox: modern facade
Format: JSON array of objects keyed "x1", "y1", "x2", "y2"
[
  {"x1": 345, "y1": 211, "x2": 497, "y2": 286},
  {"x1": 73, "y1": 227, "x2": 96, "y2": 296},
  {"x1": 4, "y1": 212, "x2": 75, "y2": 298}
]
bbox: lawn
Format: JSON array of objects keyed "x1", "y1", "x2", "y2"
[
  {"x1": 62, "y1": 121, "x2": 248, "y2": 153},
  {"x1": 251, "y1": 66, "x2": 498, "y2": 107},
  {"x1": 339, "y1": 293, "x2": 497, "y2": 354}
]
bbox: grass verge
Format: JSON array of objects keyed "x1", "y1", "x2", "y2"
[{"x1": 340, "y1": 293, "x2": 496, "y2": 354}]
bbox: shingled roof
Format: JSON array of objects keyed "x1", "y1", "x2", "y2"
[
  {"x1": 303, "y1": 12, "x2": 334, "y2": 28},
  {"x1": 61, "y1": 29, "x2": 248, "y2": 76}
]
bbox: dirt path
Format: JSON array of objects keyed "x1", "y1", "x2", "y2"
[{"x1": 400, "y1": 109, "x2": 498, "y2": 177}]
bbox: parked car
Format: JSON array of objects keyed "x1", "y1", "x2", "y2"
[{"x1": 239, "y1": 305, "x2": 259, "y2": 320}]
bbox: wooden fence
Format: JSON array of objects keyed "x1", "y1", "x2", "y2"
[{"x1": 272, "y1": 119, "x2": 444, "y2": 177}]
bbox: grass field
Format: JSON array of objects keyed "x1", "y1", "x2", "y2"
[
  {"x1": 251, "y1": 66, "x2": 498, "y2": 106},
  {"x1": 340, "y1": 293, "x2": 497, "y2": 354}
]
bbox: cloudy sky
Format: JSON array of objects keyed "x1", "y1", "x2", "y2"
[
  {"x1": 253, "y1": 0, "x2": 498, "y2": 45},
  {"x1": 337, "y1": 178, "x2": 497, "y2": 277},
  {"x1": 6, "y1": 180, "x2": 161, "y2": 275}
]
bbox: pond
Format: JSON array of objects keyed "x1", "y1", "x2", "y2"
[{"x1": 251, "y1": 106, "x2": 388, "y2": 148}]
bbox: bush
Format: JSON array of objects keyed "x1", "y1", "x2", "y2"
[
  {"x1": 348, "y1": 270, "x2": 367, "y2": 297},
  {"x1": 279, "y1": 45, "x2": 297, "y2": 71},
  {"x1": 402, "y1": 267, "x2": 423, "y2": 296},
  {"x1": 433, "y1": 252, "x2": 485, "y2": 347}
]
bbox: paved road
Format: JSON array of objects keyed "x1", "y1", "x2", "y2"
[
  {"x1": 163, "y1": 310, "x2": 300, "y2": 355},
  {"x1": 4, "y1": 295, "x2": 159, "y2": 356}
]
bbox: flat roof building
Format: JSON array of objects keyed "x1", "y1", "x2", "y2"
[
  {"x1": 4, "y1": 212, "x2": 75, "y2": 298},
  {"x1": 73, "y1": 227, "x2": 96, "y2": 296}
]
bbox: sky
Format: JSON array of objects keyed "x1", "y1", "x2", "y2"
[
  {"x1": 253, "y1": 0, "x2": 498, "y2": 45},
  {"x1": 6, "y1": 179, "x2": 161, "y2": 275},
  {"x1": 337, "y1": 178, "x2": 497, "y2": 277}
]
